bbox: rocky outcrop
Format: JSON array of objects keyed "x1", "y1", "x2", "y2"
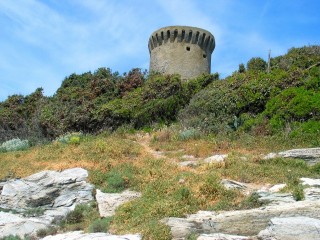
[
  {"x1": 204, "y1": 154, "x2": 228, "y2": 164},
  {"x1": 164, "y1": 201, "x2": 320, "y2": 239},
  {"x1": 164, "y1": 177, "x2": 320, "y2": 239},
  {"x1": 264, "y1": 148, "x2": 320, "y2": 164},
  {"x1": 258, "y1": 217, "x2": 320, "y2": 240},
  {"x1": 0, "y1": 168, "x2": 94, "y2": 238},
  {"x1": 197, "y1": 233, "x2": 253, "y2": 240},
  {"x1": 96, "y1": 189, "x2": 141, "y2": 217},
  {"x1": 220, "y1": 179, "x2": 247, "y2": 190},
  {"x1": 41, "y1": 231, "x2": 141, "y2": 240}
]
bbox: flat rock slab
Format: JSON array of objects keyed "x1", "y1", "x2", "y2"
[
  {"x1": 0, "y1": 168, "x2": 94, "y2": 238},
  {"x1": 0, "y1": 211, "x2": 49, "y2": 237},
  {"x1": 264, "y1": 148, "x2": 320, "y2": 165},
  {"x1": 300, "y1": 177, "x2": 320, "y2": 187},
  {"x1": 163, "y1": 200, "x2": 320, "y2": 239},
  {"x1": 96, "y1": 189, "x2": 141, "y2": 217},
  {"x1": 204, "y1": 154, "x2": 228, "y2": 164},
  {"x1": 178, "y1": 160, "x2": 199, "y2": 167},
  {"x1": 258, "y1": 217, "x2": 320, "y2": 240},
  {"x1": 197, "y1": 233, "x2": 254, "y2": 240},
  {"x1": 41, "y1": 231, "x2": 141, "y2": 240},
  {"x1": 220, "y1": 179, "x2": 247, "y2": 190}
]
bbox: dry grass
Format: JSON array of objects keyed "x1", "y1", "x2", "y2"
[
  {"x1": 0, "y1": 134, "x2": 142, "y2": 179},
  {"x1": 0, "y1": 129, "x2": 318, "y2": 239}
]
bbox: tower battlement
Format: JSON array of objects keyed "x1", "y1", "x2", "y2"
[
  {"x1": 148, "y1": 26, "x2": 215, "y2": 80},
  {"x1": 148, "y1": 26, "x2": 215, "y2": 54}
]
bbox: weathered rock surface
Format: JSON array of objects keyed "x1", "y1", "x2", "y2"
[
  {"x1": 0, "y1": 211, "x2": 48, "y2": 237},
  {"x1": 164, "y1": 177, "x2": 320, "y2": 239},
  {"x1": 300, "y1": 177, "x2": 320, "y2": 187},
  {"x1": 220, "y1": 179, "x2": 247, "y2": 190},
  {"x1": 164, "y1": 200, "x2": 320, "y2": 239},
  {"x1": 204, "y1": 154, "x2": 228, "y2": 164},
  {"x1": 264, "y1": 148, "x2": 320, "y2": 164},
  {"x1": 96, "y1": 189, "x2": 141, "y2": 217},
  {"x1": 256, "y1": 192, "x2": 295, "y2": 205},
  {"x1": 178, "y1": 160, "x2": 199, "y2": 167},
  {"x1": 258, "y1": 217, "x2": 320, "y2": 240},
  {"x1": 268, "y1": 183, "x2": 286, "y2": 193},
  {"x1": 0, "y1": 168, "x2": 94, "y2": 238},
  {"x1": 197, "y1": 233, "x2": 253, "y2": 240},
  {"x1": 41, "y1": 231, "x2": 141, "y2": 240}
]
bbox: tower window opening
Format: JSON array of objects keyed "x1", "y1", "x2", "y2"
[
  {"x1": 203, "y1": 54, "x2": 207, "y2": 58},
  {"x1": 186, "y1": 46, "x2": 190, "y2": 51}
]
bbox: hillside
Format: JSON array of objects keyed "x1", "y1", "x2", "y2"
[{"x1": 0, "y1": 45, "x2": 320, "y2": 239}]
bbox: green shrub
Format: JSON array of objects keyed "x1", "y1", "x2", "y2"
[
  {"x1": 200, "y1": 173, "x2": 224, "y2": 199},
  {"x1": 0, "y1": 138, "x2": 29, "y2": 152},
  {"x1": 63, "y1": 203, "x2": 96, "y2": 225},
  {"x1": 22, "y1": 207, "x2": 45, "y2": 217},
  {"x1": 56, "y1": 132, "x2": 83, "y2": 145},
  {"x1": 0, "y1": 236, "x2": 22, "y2": 240},
  {"x1": 180, "y1": 46, "x2": 320, "y2": 135},
  {"x1": 247, "y1": 57, "x2": 267, "y2": 72},
  {"x1": 90, "y1": 163, "x2": 138, "y2": 193},
  {"x1": 262, "y1": 87, "x2": 320, "y2": 132},
  {"x1": 178, "y1": 128, "x2": 201, "y2": 141},
  {"x1": 36, "y1": 226, "x2": 58, "y2": 238},
  {"x1": 88, "y1": 217, "x2": 113, "y2": 233}
]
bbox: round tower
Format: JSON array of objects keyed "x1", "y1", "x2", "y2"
[{"x1": 148, "y1": 26, "x2": 215, "y2": 80}]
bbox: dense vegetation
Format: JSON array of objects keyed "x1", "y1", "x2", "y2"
[
  {"x1": 0, "y1": 68, "x2": 217, "y2": 144},
  {"x1": 180, "y1": 45, "x2": 320, "y2": 145},
  {"x1": 1, "y1": 45, "x2": 319, "y2": 145}
]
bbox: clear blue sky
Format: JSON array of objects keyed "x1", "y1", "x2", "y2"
[{"x1": 0, "y1": 0, "x2": 319, "y2": 101}]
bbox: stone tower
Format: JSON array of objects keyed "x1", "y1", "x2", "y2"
[{"x1": 148, "y1": 26, "x2": 215, "y2": 80}]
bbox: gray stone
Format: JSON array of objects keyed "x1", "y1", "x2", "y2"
[
  {"x1": 304, "y1": 187, "x2": 320, "y2": 201},
  {"x1": 163, "y1": 201, "x2": 320, "y2": 239},
  {"x1": 181, "y1": 155, "x2": 198, "y2": 160},
  {"x1": 0, "y1": 212, "x2": 49, "y2": 238},
  {"x1": 256, "y1": 192, "x2": 295, "y2": 205},
  {"x1": 220, "y1": 179, "x2": 247, "y2": 190},
  {"x1": 0, "y1": 168, "x2": 94, "y2": 238},
  {"x1": 264, "y1": 148, "x2": 320, "y2": 164},
  {"x1": 41, "y1": 231, "x2": 141, "y2": 240},
  {"x1": 197, "y1": 233, "x2": 252, "y2": 240},
  {"x1": 178, "y1": 160, "x2": 199, "y2": 167},
  {"x1": 300, "y1": 177, "x2": 320, "y2": 187},
  {"x1": 263, "y1": 153, "x2": 278, "y2": 160},
  {"x1": 268, "y1": 183, "x2": 286, "y2": 193},
  {"x1": 96, "y1": 189, "x2": 141, "y2": 217},
  {"x1": 258, "y1": 217, "x2": 320, "y2": 240},
  {"x1": 204, "y1": 154, "x2": 228, "y2": 164}
]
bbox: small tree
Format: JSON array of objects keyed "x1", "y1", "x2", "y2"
[
  {"x1": 247, "y1": 57, "x2": 267, "y2": 72},
  {"x1": 238, "y1": 63, "x2": 246, "y2": 73}
]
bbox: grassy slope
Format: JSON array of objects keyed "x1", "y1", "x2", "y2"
[{"x1": 0, "y1": 128, "x2": 319, "y2": 239}]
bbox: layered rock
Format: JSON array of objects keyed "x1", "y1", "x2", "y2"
[
  {"x1": 96, "y1": 189, "x2": 141, "y2": 217},
  {"x1": 264, "y1": 148, "x2": 320, "y2": 164},
  {"x1": 41, "y1": 231, "x2": 141, "y2": 240},
  {"x1": 0, "y1": 168, "x2": 94, "y2": 238}
]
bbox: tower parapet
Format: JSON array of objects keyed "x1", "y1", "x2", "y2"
[{"x1": 148, "y1": 26, "x2": 215, "y2": 80}]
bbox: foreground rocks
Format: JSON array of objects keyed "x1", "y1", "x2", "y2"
[
  {"x1": 164, "y1": 177, "x2": 320, "y2": 240},
  {"x1": 164, "y1": 201, "x2": 320, "y2": 239},
  {"x1": 96, "y1": 189, "x2": 141, "y2": 217},
  {"x1": 258, "y1": 216, "x2": 320, "y2": 240},
  {"x1": 0, "y1": 168, "x2": 94, "y2": 238},
  {"x1": 264, "y1": 147, "x2": 320, "y2": 164},
  {"x1": 41, "y1": 231, "x2": 141, "y2": 240}
]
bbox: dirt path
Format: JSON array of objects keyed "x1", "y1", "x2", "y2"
[{"x1": 134, "y1": 133, "x2": 165, "y2": 159}]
